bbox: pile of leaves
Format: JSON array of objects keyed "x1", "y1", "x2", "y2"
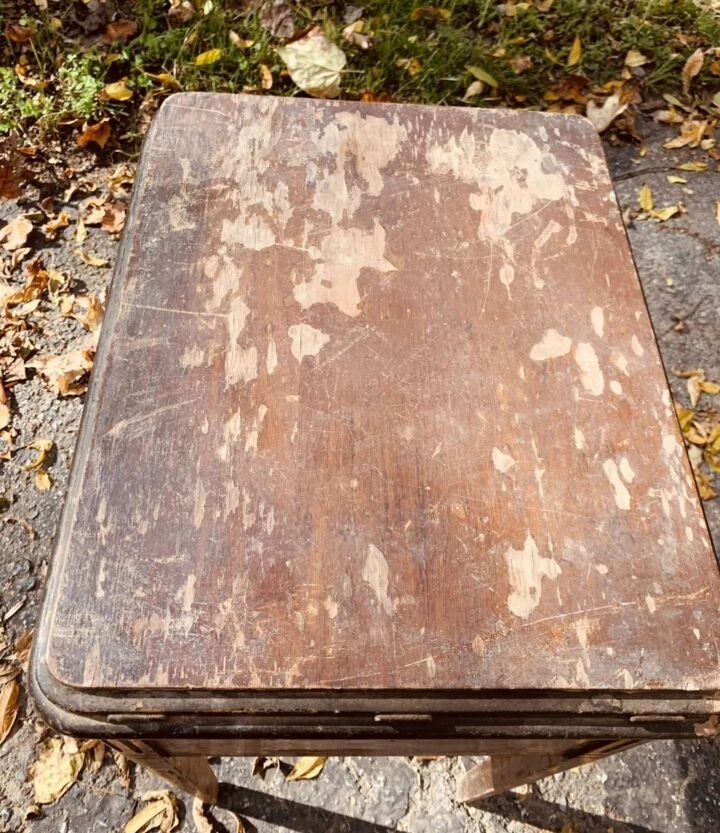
[
  {"x1": 0, "y1": 162, "x2": 134, "y2": 477},
  {"x1": 1, "y1": 0, "x2": 720, "y2": 147}
]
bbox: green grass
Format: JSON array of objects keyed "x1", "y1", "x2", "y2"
[{"x1": 1, "y1": 0, "x2": 719, "y2": 139}]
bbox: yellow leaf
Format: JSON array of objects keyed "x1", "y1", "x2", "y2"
[
  {"x1": 650, "y1": 206, "x2": 680, "y2": 221},
  {"x1": 23, "y1": 438, "x2": 53, "y2": 470},
  {"x1": 35, "y1": 469, "x2": 52, "y2": 490},
  {"x1": 259, "y1": 63, "x2": 273, "y2": 90},
  {"x1": 409, "y1": 6, "x2": 452, "y2": 21},
  {"x1": 29, "y1": 737, "x2": 85, "y2": 804},
  {"x1": 74, "y1": 249, "x2": 109, "y2": 267},
  {"x1": 638, "y1": 184, "x2": 653, "y2": 212},
  {"x1": 0, "y1": 679, "x2": 20, "y2": 744},
  {"x1": 103, "y1": 80, "x2": 133, "y2": 101},
  {"x1": 666, "y1": 175, "x2": 687, "y2": 184},
  {"x1": 699, "y1": 380, "x2": 720, "y2": 395},
  {"x1": 144, "y1": 71, "x2": 181, "y2": 89},
  {"x1": 567, "y1": 35, "x2": 582, "y2": 67},
  {"x1": 75, "y1": 216, "x2": 87, "y2": 243},
  {"x1": 624, "y1": 49, "x2": 648, "y2": 68},
  {"x1": 677, "y1": 161, "x2": 708, "y2": 172},
  {"x1": 195, "y1": 48, "x2": 223, "y2": 66},
  {"x1": 286, "y1": 756, "x2": 327, "y2": 781}
]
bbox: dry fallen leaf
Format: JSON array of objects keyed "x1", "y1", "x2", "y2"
[
  {"x1": 75, "y1": 249, "x2": 109, "y2": 267},
  {"x1": 34, "y1": 469, "x2": 52, "y2": 491},
  {"x1": 278, "y1": 27, "x2": 346, "y2": 98},
  {"x1": 27, "y1": 347, "x2": 95, "y2": 397},
  {"x1": 0, "y1": 678, "x2": 20, "y2": 744},
  {"x1": 342, "y1": 21, "x2": 371, "y2": 50},
  {"x1": 102, "y1": 18, "x2": 138, "y2": 43},
  {"x1": 80, "y1": 740, "x2": 106, "y2": 772},
  {"x1": 111, "y1": 748, "x2": 132, "y2": 787},
  {"x1": 0, "y1": 403, "x2": 10, "y2": 430},
  {"x1": 77, "y1": 121, "x2": 111, "y2": 149},
  {"x1": 682, "y1": 48, "x2": 704, "y2": 95},
  {"x1": 677, "y1": 160, "x2": 708, "y2": 172},
  {"x1": 624, "y1": 49, "x2": 649, "y2": 68},
  {"x1": 585, "y1": 93, "x2": 627, "y2": 133},
  {"x1": 0, "y1": 216, "x2": 32, "y2": 251},
  {"x1": 29, "y1": 737, "x2": 85, "y2": 804},
  {"x1": 74, "y1": 294, "x2": 105, "y2": 332},
  {"x1": 169, "y1": 0, "x2": 194, "y2": 24},
  {"x1": 13, "y1": 629, "x2": 33, "y2": 665},
  {"x1": 664, "y1": 119, "x2": 708, "y2": 150},
  {"x1": 285, "y1": 756, "x2": 327, "y2": 781},
  {"x1": 44, "y1": 211, "x2": 70, "y2": 238},
  {"x1": 638, "y1": 184, "x2": 653, "y2": 212},
  {"x1": 567, "y1": 35, "x2": 582, "y2": 67},
  {"x1": 192, "y1": 798, "x2": 214, "y2": 833},
  {"x1": 22, "y1": 438, "x2": 53, "y2": 470},
  {"x1": 259, "y1": 64, "x2": 273, "y2": 90},
  {"x1": 124, "y1": 790, "x2": 179, "y2": 833},
  {"x1": 103, "y1": 80, "x2": 134, "y2": 101}
]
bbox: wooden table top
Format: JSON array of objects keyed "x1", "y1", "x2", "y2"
[{"x1": 37, "y1": 94, "x2": 720, "y2": 706}]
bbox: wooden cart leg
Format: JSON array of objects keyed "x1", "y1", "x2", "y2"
[
  {"x1": 110, "y1": 740, "x2": 219, "y2": 803},
  {"x1": 457, "y1": 739, "x2": 640, "y2": 806}
]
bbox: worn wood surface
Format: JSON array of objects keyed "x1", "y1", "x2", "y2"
[{"x1": 37, "y1": 93, "x2": 720, "y2": 704}]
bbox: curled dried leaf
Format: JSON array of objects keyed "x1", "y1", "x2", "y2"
[
  {"x1": 285, "y1": 756, "x2": 327, "y2": 781},
  {"x1": 77, "y1": 121, "x2": 111, "y2": 149},
  {"x1": 278, "y1": 27, "x2": 346, "y2": 98},
  {"x1": 682, "y1": 48, "x2": 704, "y2": 95},
  {"x1": 0, "y1": 216, "x2": 32, "y2": 251},
  {"x1": 0, "y1": 678, "x2": 20, "y2": 744},
  {"x1": 29, "y1": 737, "x2": 85, "y2": 804}
]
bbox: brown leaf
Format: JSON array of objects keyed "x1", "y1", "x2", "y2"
[
  {"x1": 27, "y1": 347, "x2": 95, "y2": 397},
  {"x1": 285, "y1": 756, "x2": 327, "y2": 781},
  {"x1": 29, "y1": 737, "x2": 85, "y2": 804},
  {"x1": 77, "y1": 121, "x2": 111, "y2": 150},
  {"x1": 111, "y1": 748, "x2": 132, "y2": 787},
  {"x1": 102, "y1": 19, "x2": 138, "y2": 44},
  {"x1": 44, "y1": 211, "x2": 70, "y2": 238},
  {"x1": 509, "y1": 55, "x2": 533, "y2": 74},
  {"x1": 168, "y1": 0, "x2": 195, "y2": 24},
  {"x1": 13, "y1": 629, "x2": 33, "y2": 665},
  {"x1": 682, "y1": 48, "x2": 704, "y2": 95},
  {"x1": 5, "y1": 22, "x2": 34, "y2": 43},
  {"x1": 0, "y1": 678, "x2": 20, "y2": 744},
  {"x1": 74, "y1": 294, "x2": 105, "y2": 332},
  {"x1": 0, "y1": 216, "x2": 32, "y2": 251}
]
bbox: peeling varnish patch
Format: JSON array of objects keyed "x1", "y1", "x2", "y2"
[
  {"x1": 505, "y1": 533, "x2": 561, "y2": 619},
  {"x1": 225, "y1": 296, "x2": 258, "y2": 387},
  {"x1": 193, "y1": 478, "x2": 206, "y2": 529},
  {"x1": 619, "y1": 457, "x2": 635, "y2": 483},
  {"x1": 492, "y1": 446, "x2": 516, "y2": 474},
  {"x1": 609, "y1": 380, "x2": 623, "y2": 395},
  {"x1": 266, "y1": 335, "x2": 278, "y2": 375},
  {"x1": 288, "y1": 323, "x2": 331, "y2": 362},
  {"x1": 362, "y1": 543, "x2": 394, "y2": 616},
  {"x1": 95, "y1": 559, "x2": 106, "y2": 599},
  {"x1": 613, "y1": 353, "x2": 630, "y2": 376},
  {"x1": 631, "y1": 334, "x2": 644, "y2": 357},
  {"x1": 602, "y1": 460, "x2": 631, "y2": 510},
  {"x1": 218, "y1": 410, "x2": 242, "y2": 461},
  {"x1": 181, "y1": 345, "x2": 205, "y2": 368},
  {"x1": 590, "y1": 306, "x2": 605, "y2": 338},
  {"x1": 574, "y1": 342, "x2": 604, "y2": 395},
  {"x1": 293, "y1": 221, "x2": 396, "y2": 317},
  {"x1": 645, "y1": 595, "x2": 656, "y2": 613},
  {"x1": 182, "y1": 575, "x2": 196, "y2": 613},
  {"x1": 245, "y1": 404, "x2": 268, "y2": 456},
  {"x1": 324, "y1": 596, "x2": 339, "y2": 619},
  {"x1": 530, "y1": 329, "x2": 572, "y2": 361},
  {"x1": 574, "y1": 427, "x2": 586, "y2": 451}
]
